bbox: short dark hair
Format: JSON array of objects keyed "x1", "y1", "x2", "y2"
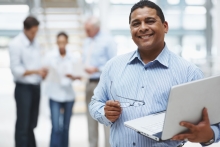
[
  {"x1": 129, "y1": 0, "x2": 165, "y2": 24},
  {"x1": 23, "y1": 16, "x2": 40, "y2": 30},
  {"x1": 57, "y1": 32, "x2": 68, "y2": 40}
]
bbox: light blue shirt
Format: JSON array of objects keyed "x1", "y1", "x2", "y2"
[
  {"x1": 9, "y1": 32, "x2": 42, "y2": 85},
  {"x1": 89, "y1": 45, "x2": 220, "y2": 147},
  {"x1": 82, "y1": 31, "x2": 117, "y2": 79}
]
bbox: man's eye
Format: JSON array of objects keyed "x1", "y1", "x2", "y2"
[
  {"x1": 132, "y1": 23, "x2": 139, "y2": 27},
  {"x1": 147, "y1": 21, "x2": 155, "y2": 24}
]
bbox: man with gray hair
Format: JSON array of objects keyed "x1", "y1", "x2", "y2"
[{"x1": 83, "y1": 16, "x2": 117, "y2": 147}]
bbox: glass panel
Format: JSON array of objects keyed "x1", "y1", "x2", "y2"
[
  {"x1": 183, "y1": 7, "x2": 206, "y2": 30},
  {"x1": 185, "y1": 6, "x2": 206, "y2": 15},
  {"x1": 183, "y1": 14, "x2": 206, "y2": 30},
  {"x1": 165, "y1": 36, "x2": 181, "y2": 55},
  {"x1": 0, "y1": 13, "x2": 28, "y2": 30},
  {"x1": 0, "y1": 5, "x2": 29, "y2": 13},
  {"x1": 181, "y1": 35, "x2": 206, "y2": 61},
  {"x1": 0, "y1": 5, "x2": 29, "y2": 30},
  {"x1": 114, "y1": 35, "x2": 137, "y2": 55},
  {"x1": 165, "y1": 9, "x2": 181, "y2": 29},
  {"x1": 111, "y1": 0, "x2": 157, "y2": 4},
  {"x1": 167, "y1": 0, "x2": 180, "y2": 5},
  {"x1": 185, "y1": 0, "x2": 205, "y2": 5},
  {"x1": 109, "y1": 5, "x2": 130, "y2": 29}
]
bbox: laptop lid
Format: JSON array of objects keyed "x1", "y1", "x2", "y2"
[{"x1": 162, "y1": 75, "x2": 220, "y2": 140}]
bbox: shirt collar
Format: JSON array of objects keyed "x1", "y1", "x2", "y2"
[
  {"x1": 54, "y1": 49, "x2": 71, "y2": 60},
  {"x1": 21, "y1": 32, "x2": 36, "y2": 47},
  {"x1": 128, "y1": 44, "x2": 170, "y2": 68}
]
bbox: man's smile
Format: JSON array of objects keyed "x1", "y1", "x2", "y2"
[{"x1": 138, "y1": 33, "x2": 154, "y2": 39}]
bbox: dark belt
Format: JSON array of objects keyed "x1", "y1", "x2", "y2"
[{"x1": 89, "y1": 78, "x2": 100, "y2": 82}]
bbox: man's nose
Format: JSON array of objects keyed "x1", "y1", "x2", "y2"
[{"x1": 140, "y1": 22, "x2": 149, "y2": 32}]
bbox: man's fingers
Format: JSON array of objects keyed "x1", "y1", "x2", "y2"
[
  {"x1": 106, "y1": 100, "x2": 121, "y2": 107},
  {"x1": 180, "y1": 121, "x2": 196, "y2": 131},
  {"x1": 105, "y1": 105, "x2": 121, "y2": 112},
  {"x1": 107, "y1": 116, "x2": 120, "y2": 122},
  {"x1": 172, "y1": 133, "x2": 194, "y2": 141},
  {"x1": 106, "y1": 111, "x2": 121, "y2": 116},
  {"x1": 202, "y1": 107, "x2": 210, "y2": 123}
]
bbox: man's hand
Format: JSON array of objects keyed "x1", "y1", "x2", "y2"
[
  {"x1": 23, "y1": 68, "x2": 48, "y2": 79},
  {"x1": 172, "y1": 108, "x2": 214, "y2": 143},
  {"x1": 85, "y1": 67, "x2": 99, "y2": 74},
  {"x1": 37, "y1": 68, "x2": 48, "y2": 79},
  {"x1": 66, "y1": 74, "x2": 81, "y2": 80},
  {"x1": 104, "y1": 100, "x2": 122, "y2": 122}
]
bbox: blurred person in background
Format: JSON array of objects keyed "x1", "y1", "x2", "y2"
[
  {"x1": 43, "y1": 32, "x2": 81, "y2": 147},
  {"x1": 83, "y1": 16, "x2": 117, "y2": 147},
  {"x1": 8, "y1": 16, "x2": 47, "y2": 147}
]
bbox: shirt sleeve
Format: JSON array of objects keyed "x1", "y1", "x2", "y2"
[
  {"x1": 89, "y1": 61, "x2": 113, "y2": 126},
  {"x1": 98, "y1": 38, "x2": 117, "y2": 72},
  {"x1": 211, "y1": 125, "x2": 220, "y2": 142},
  {"x1": 8, "y1": 42, "x2": 26, "y2": 79}
]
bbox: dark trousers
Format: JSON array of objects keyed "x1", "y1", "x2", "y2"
[
  {"x1": 14, "y1": 83, "x2": 40, "y2": 147},
  {"x1": 49, "y1": 99, "x2": 74, "y2": 147}
]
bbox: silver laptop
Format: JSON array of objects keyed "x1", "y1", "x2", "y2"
[{"x1": 124, "y1": 75, "x2": 220, "y2": 141}]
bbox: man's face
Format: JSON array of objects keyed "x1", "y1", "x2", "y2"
[
  {"x1": 85, "y1": 23, "x2": 99, "y2": 38},
  {"x1": 130, "y1": 7, "x2": 168, "y2": 51},
  {"x1": 24, "y1": 26, "x2": 39, "y2": 42}
]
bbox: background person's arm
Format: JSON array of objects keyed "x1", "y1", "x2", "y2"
[
  {"x1": 9, "y1": 43, "x2": 26, "y2": 79},
  {"x1": 9, "y1": 43, "x2": 48, "y2": 79},
  {"x1": 23, "y1": 68, "x2": 48, "y2": 79}
]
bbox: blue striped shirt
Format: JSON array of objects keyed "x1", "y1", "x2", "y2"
[{"x1": 89, "y1": 45, "x2": 220, "y2": 147}]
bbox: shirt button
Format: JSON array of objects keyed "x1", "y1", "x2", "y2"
[{"x1": 133, "y1": 142, "x2": 136, "y2": 146}]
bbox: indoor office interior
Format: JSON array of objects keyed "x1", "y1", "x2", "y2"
[{"x1": 0, "y1": 0, "x2": 220, "y2": 146}]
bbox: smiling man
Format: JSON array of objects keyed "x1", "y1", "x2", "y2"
[{"x1": 89, "y1": 0, "x2": 220, "y2": 147}]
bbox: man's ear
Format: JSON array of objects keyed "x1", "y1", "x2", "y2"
[{"x1": 164, "y1": 21, "x2": 169, "y2": 34}]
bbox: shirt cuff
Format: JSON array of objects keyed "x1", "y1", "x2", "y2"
[
  {"x1": 98, "y1": 106, "x2": 113, "y2": 126},
  {"x1": 211, "y1": 125, "x2": 219, "y2": 142}
]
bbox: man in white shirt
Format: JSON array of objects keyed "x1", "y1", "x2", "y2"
[{"x1": 9, "y1": 16, "x2": 47, "y2": 147}]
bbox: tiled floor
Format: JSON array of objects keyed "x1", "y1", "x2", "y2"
[{"x1": 0, "y1": 68, "x2": 220, "y2": 147}]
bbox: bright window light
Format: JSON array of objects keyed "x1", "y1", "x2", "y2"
[
  {"x1": 111, "y1": 0, "x2": 157, "y2": 4},
  {"x1": 167, "y1": 0, "x2": 180, "y2": 5},
  {"x1": 85, "y1": 0, "x2": 99, "y2": 4},
  {"x1": 185, "y1": 6, "x2": 206, "y2": 14},
  {"x1": 111, "y1": 0, "x2": 139, "y2": 4},
  {"x1": 0, "y1": 5, "x2": 29, "y2": 13},
  {"x1": 185, "y1": 0, "x2": 205, "y2": 5},
  {"x1": 85, "y1": 0, "x2": 94, "y2": 4}
]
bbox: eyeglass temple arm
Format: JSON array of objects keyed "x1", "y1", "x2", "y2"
[
  {"x1": 110, "y1": 81, "x2": 116, "y2": 102},
  {"x1": 116, "y1": 94, "x2": 144, "y2": 103}
]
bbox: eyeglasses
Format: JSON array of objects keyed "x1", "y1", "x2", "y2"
[{"x1": 110, "y1": 81, "x2": 145, "y2": 108}]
